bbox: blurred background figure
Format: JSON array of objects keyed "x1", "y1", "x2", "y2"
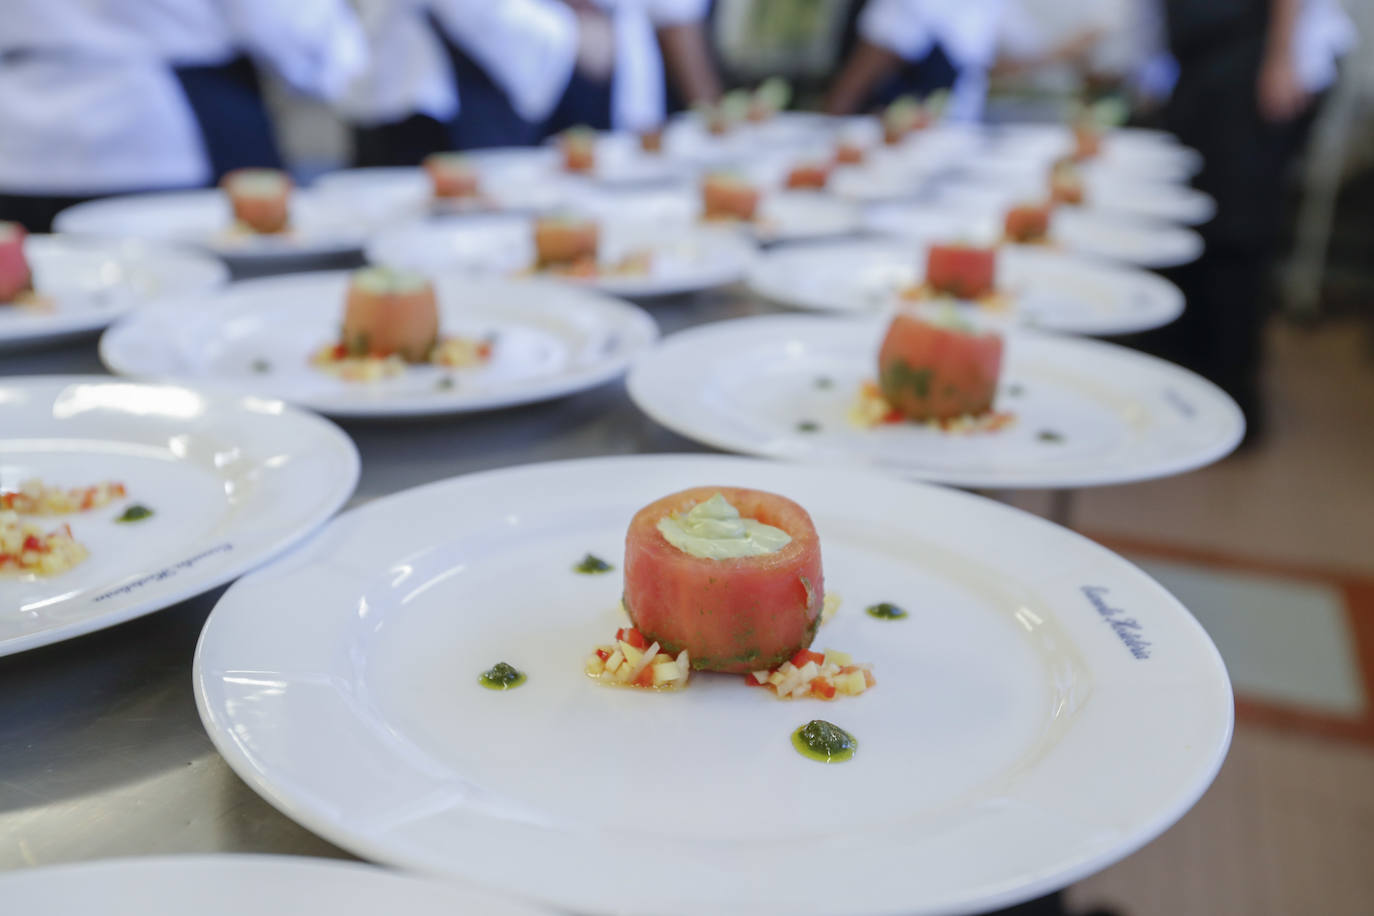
[
  {"x1": 345, "y1": 0, "x2": 721, "y2": 166},
  {"x1": 0, "y1": 0, "x2": 366, "y2": 233},
  {"x1": 1152, "y1": 0, "x2": 1356, "y2": 439},
  {"x1": 824, "y1": 0, "x2": 1007, "y2": 118}
]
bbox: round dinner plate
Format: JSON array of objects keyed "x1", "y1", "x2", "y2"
[
  {"x1": 54, "y1": 189, "x2": 372, "y2": 265},
  {"x1": 0, "y1": 377, "x2": 358, "y2": 656},
  {"x1": 0, "y1": 855, "x2": 551, "y2": 915},
  {"x1": 0, "y1": 235, "x2": 227, "y2": 352},
  {"x1": 746, "y1": 239, "x2": 1183, "y2": 336},
  {"x1": 988, "y1": 124, "x2": 1202, "y2": 181},
  {"x1": 195, "y1": 454, "x2": 1233, "y2": 916},
  {"x1": 566, "y1": 184, "x2": 862, "y2": 244},
  {"x1": 628, "y1": 315, "x2": 1243, "y2": 489},
  {"x1": 312, "y1": 162, "x2": 573, "y2": 221},
  {"x1": 937, "y1": 166, "x2": 1216, "y2": 226},
  {"x1": 99, "y1": 273, "x2": 658, "y2": 419},
  {"x1": 366, "y1": 213, "x2": 757, "y2": 297},
  {"x1": 865, "y1": 203, "x2": 1204, "y2": 270}
]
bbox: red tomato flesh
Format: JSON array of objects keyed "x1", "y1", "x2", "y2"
[
  {"x1": 0, "y1": 221, "x2": 32, "y2": 301},
  {"x1": 1004, "y1": 204, "x2": 1052, "y2": 243}
]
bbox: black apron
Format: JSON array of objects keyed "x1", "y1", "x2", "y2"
[{"x1": 172, "y1": 55, "x2": 284, "y2": 182}]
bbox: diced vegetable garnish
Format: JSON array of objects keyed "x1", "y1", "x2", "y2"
[
  {"x1": 586, "y1": 627, "x2": 690, "y2": 691},
  {"x1": 746, "y1": 649, "x2": 874, "y2": 701}
]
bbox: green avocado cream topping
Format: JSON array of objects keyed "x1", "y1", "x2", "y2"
[{"x1": 657, "y1": 493, "x2": 791, "y2": 560}]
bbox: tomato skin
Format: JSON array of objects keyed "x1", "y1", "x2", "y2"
[
  {"x1": 878, "y1": 312, "x2": 1003, "y2": 421},
  {"x1": 0, "y1": 221, "x2": 32, "y2": 301},
  {"x1": 925, "y1": 244, "x2": 997, "y2": 299},
  {"x1": 623, "y1": 487, "x2": 825, "y2": 673},
  {"x1": 341, "y1": 277, "x2": 440, "y2": 363},
  {"x1": 1004, "y1": 204, "x2": 1052, "y2": 243}
]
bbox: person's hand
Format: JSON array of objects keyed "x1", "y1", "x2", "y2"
[
  {"x1": 575, "y1": 9, "x2": 615, "y2": 82},
  {"x1": 1257, "y1": 50, "x2": 1310, "y2": 122}
]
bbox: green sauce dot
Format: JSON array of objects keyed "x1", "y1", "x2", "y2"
[
  {"x1": 479, "y1": 662, "x2": 526, "y2": 690},
  {"x1": 115, "y1": 504, "x2": 154, "y2": 524},
  {"x1": 1037, "y1": 430, "x2": 1065, "y2": 443},
  {"x1": 792, "y1": 720, "x2": 857, "y2": 763},
  {"x1": 796, "y1": 420, "x2": 821, "y2": 433},
  {"x1": 574, "y1": 553, "x2": 613, "y2": 574},
  {"x1": 866, "y1": 602, "x2": 908, "y2": 620}
]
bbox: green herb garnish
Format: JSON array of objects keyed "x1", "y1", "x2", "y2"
[
  {"x1": 865, "y1": 602, "x2": 908, "y2": 620},
  {"x1": 574, "y1": 553, "x2": 613, "y2": 574},
  {"x1": 115, "y1": 504, "x2": 154, "y2": 524},
  {"x1": 478, "y1": 662, "x2": 526, "y2": 690}
]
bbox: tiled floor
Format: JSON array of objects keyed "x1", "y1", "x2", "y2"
[{"x1": 1029, "y1": 318, "x2": 1374, "y2": 915}]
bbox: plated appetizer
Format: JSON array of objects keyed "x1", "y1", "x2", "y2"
[
  {"x1": 2, "y1": 479, "x2": 127, "y2": 515},
  {"x1": 0, "y1": 222, "x2": 34, "y2": 303},
  {"x1": 701, "y1": 90, "x2": 750, "y2": 136},
  {"x1": 852, "y1": 311, "x2": 1013, "y2": 433},
  {"x1": 882, "y1": 91, "x2": 945, "y2": 145},
  {"x1": 785, "y1": 161, "x2": 831, "y2": 190},
  {"x1": 901, "y1": 243, "x2": 1004, "y2": 307},
  {"x1": 1049, "y1": 158, "x2": 1085, "y2": 206},
  {"x1": 559, "y1": 127, "x2": 597, "y2": 173},
  {"x1": 834, "y1": 139, "x2": 866, "y2": 165},
  {"x1": 533, "y1": 214, "x2": 600, "y2": 273},
  {"x1": 310, "y1": 267, "x2": 491, "y2": 381},
  {"x1": 221, "y1": 168, "x2": 292, "y2": 234},
  {"x1": 1003, "y1": 202, "x2": 1053, "y2": 245},
  {"x1": 586, "y1": 486, "x2": 873, "y2": 702},
  {"x1": 701, "y1": 173, "x2": 760, "y2": 222},
  {"x1": 423, "y1": 153, "x2": 481, "y2": 200}
]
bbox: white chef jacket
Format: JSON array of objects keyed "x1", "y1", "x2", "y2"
[
  {"x1": 0, "y1": 0, "x2": 366, "y2": 194},
  {"x1": 342, "y1": 0, "x2": 708, "y2": 132},
  {"x1": 858, "y1": 0, "x2": 1009, "y2": 121}
]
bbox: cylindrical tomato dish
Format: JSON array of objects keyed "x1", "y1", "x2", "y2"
[
  {"x1": 221, "y1": 168, "x2": 292, "y2": 233},
  {"x1": 701, "y1": 175, "x2": 759, "y2": 222},
  {"x1": 925, "y1": 244, "x2": 997, "y2": 299},
  {"x1": 341, "y1": 267, "x2": 439, "y2": 362},
  {"x1": 878, "y1": 311, "x2": 1003, "y2": 421},
  {"x1": 1004, "y1": 203, "x2": 1052, "y2": 244},
  {"x1": 785, "y1": 163, "x2": 830, "y2": 190},
  {"x1": 623, "y1": 487, "x2": 825, "y2": 673},
  {"x1": 423, "y1": 153, "x2": 480, "y2": 198},
  {"x1": 0, "y1": 221, "x2": 32, "y2": 301},
  {"x1": 533, "y1": 217, "x2": 599, "y2": 267}
]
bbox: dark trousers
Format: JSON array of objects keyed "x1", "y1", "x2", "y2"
[{"x1": 1135, "y1": 36, "x2": 1320, "y2": 427}]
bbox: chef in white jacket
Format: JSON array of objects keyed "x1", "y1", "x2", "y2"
[
  {"x1": 343, "y1": 0, "x2": 718, "y2": 165},
  {"x1": 0, "y1": 0, "x2": 366, "y2": 232},
  {"x1": 825, "y1": 0, "x2": 1008, "y2": 120}
]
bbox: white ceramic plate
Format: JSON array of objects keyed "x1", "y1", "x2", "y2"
[
  {"x1": 989, "y1": 124, "x2": 1202, "y2": 181},
  {"x1": 565, "y1": 184, "x2": 861, "y2": 244},
  {"x1": 0, "y1": 856, "x2": 551, "y2": 915},
  {"x1": 865, "y1": 203, "x2": 1204, "y2": 269},
  {"x1": 196, "y1": 453, "x2": 1233, "y2": 916},
  {"x1": 99, "y1": 272, "x2": 658, "y2": 418},
  {"x1": 628, "y1": 316, "x2": 1243, "y2": 489},
  {"x1": 0, "y1": 236, "x2": 227, "y2": 351},
  {"x1": 54, "y1": 189, "x2": 372, "y2": 265},
  {"x1": 312, "y1": 162, "x2": 573, "y2": 221},
  {"x1": 746, "y1": 239, "x2": 1183, "y2": 336},
  {"x1": 0, "y1": 377, "x2": 358, "y2": 656},
  {"x1": 938, "y1": 165, "x2": 1216, "y2": 226},
  {"x1": 366, "y1": 214, "x2": 757, "y2": 297},
  {"x1": 663, "y1": 110, "x2": 837, "y2": 164}
]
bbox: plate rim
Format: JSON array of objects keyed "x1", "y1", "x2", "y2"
[{"x1": 0, "y1": 375, "x2": 360, "y2": 656}]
